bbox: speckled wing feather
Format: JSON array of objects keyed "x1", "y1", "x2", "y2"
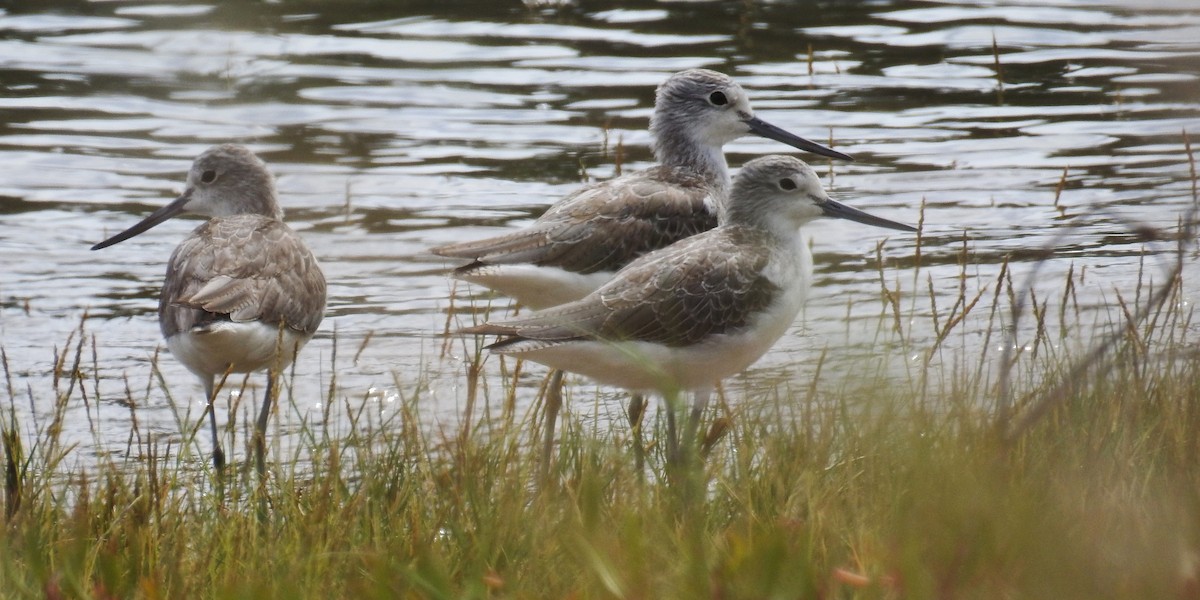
[
  {"x1": 158, "y1": 215, "x2": 327, "y2": 338},
  {"x1": 469, "y1": 227, "x2": 778, "y2": 348},
  {"x1": 433, "y1": 166, "x2": 718, "y2": 274}
]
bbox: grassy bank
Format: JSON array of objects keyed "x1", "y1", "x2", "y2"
[
  {"x1": 3, "y1": 269, "x2": 1200, "y2": 600},
  {"x1": 4, "y1": 151, "x2": 1199, "y2": 598}
]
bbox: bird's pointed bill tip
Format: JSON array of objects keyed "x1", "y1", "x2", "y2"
[{"x1": 89, "y1": 193, "x2": 191, "y2": 251}]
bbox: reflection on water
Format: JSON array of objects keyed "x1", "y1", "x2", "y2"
[{"x1": 1, "y1": 0, "x2": 1198, "y2": 462}]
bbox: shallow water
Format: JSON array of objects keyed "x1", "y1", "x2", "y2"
[{"x1": 1, "y1": 0, "x2": 1198, "y2": 463}]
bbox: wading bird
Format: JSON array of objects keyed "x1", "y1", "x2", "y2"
[
  {"x1": 92, "y1": 144, "x2": 326, "y2": 478},
  {"x1": 433, "y1": 69, "x2": 854, "y2": 472},
  {"x1": 464, "y1": 155, "x2": 913, "y2": 463}
]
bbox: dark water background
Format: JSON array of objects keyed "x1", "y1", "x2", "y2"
[{"x1": 1, "y1": 0, "x2": 1198, "y2": 463}]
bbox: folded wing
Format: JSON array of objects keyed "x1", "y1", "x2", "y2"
[{"x1": 159, "y1": 215, "x2": 327, "y2": 338}]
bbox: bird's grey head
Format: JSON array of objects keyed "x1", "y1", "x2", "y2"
[
  {"x1": 728, "y1": 155, "x2": 916, "y2": 234},
  {"x1": 649, "y1": 69, "x2": 854, "y2": 172},
  {"x1": 90, "y1": 144, "x2": 284, "y2": 251},
  {"x1": 727, "y1": 155, "x2": 828, "y2": 230},
  {"x1": 182, "y1": 144, "x2": 282, "y2": 220},
  {"x1": 650, "y1": 69, "x2": 754, "y2": 152}
]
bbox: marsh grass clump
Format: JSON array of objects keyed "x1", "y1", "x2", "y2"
[{"x1": 3, "y1": 264, "x2": 1200, "y2": 599}]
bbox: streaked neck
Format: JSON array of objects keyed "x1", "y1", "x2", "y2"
[{"x1": 651, "y1": 123, "x2": 730, "y2": 186}]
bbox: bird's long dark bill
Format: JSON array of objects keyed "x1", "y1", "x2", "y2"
[
  {"x1": 744, "y1": 116, "x2": 854, "y2": 162},
  {"x1": 822, "y1": 198, "x2": 916, "y2": 232},
  {"x1": 91, "y1": 192, "x2": 190, "y2": 250}
]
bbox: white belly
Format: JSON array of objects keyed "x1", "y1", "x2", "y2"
[
  {"x1": 166, "y1": 321, "x2": 312, "y2": 380},
  {"x1": 508, "y1": 288, "x2": 807, "y2": 394},
  {"x1": 455, "y1": 263, "x2": 615, "y2": 310}
]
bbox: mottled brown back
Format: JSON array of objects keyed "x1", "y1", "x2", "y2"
[
  {"x1": 159, "y1": 214, "x2": 326, "y2": 339},
  {"x1": 473, "y1": 226, "x2": 779, "y2": 348},
  {"x1": 435, "y1": 165, "x2": 719, "y2": 275}
]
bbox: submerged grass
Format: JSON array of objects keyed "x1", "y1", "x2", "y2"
[{"x1": 3, "y1": 149, "x2": 1200, "y2": 598}]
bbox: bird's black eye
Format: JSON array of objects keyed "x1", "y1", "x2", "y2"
[
  {"x1": 708, "y1": 91, "x2": 728, "y2": 106},
  {"x1": 200, "y1": 170, "x2": 217, "y2": 184},
  {"x1": 779, "y1": 178, "x2": 797, "y2": 191}
]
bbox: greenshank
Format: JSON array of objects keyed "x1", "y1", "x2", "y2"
[
  {"x1": 92, "y1": 144, "x2": 327, "y2": 477},
  {"x1": 464, "y1": 155, "x2": 913, "y2": 462},
  {"x1": 433, "y1": 69, "x2": 854, "y2": 472}
]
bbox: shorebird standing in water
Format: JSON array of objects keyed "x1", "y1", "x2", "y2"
[
  {"x1": 432, "y1": 69, "x2": 854, "y2": 473},
  {"x1": 464, "y1": 155, "x2": 914, "y2": 464},
  {"x1": 92, "y1": 144, "x2": 326, "y2": 478}
]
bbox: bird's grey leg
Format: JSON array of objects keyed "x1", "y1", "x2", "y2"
[
  {"x1": 665, "y1": 394, "x2": 679, "y2": 465},
  {"x1": 540, "y1": 369, "x2": 565, "y2": 483},
  {"x1": 627, "y1": 394, "x2": 646, "y2": 428},
  {"x1": 254, "y1": 372, "x2": 275, "y2": 479},
  {"x1": 684, "y1": 387, "x2": 711, "y2": 453},
  {"x1": 627, "y1": 394, "x2": 647, "y2": 474},
  {"x1": 204, "y1": 376, "x2": 225, "y2": 473}
]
